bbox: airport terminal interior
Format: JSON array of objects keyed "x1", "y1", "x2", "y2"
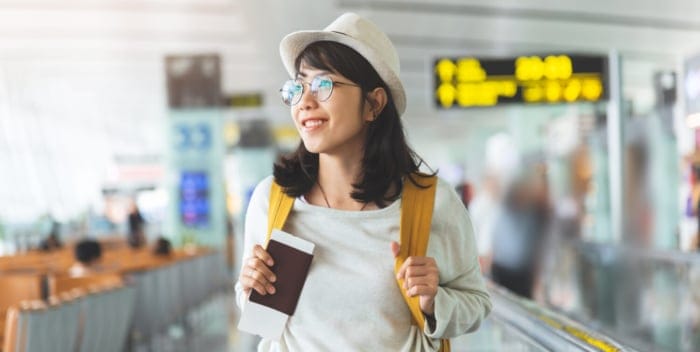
[{"x1": 1, "y1": 0, "x2": 700, "y2": 351}]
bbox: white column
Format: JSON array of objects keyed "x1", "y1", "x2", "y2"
[{"x1": 606, "y1": 50, "x2": 624, "y2": 243}]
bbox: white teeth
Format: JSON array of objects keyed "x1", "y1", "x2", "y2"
[{"x1": 304, "y1": 120, "x2": 325, "y2": 127}]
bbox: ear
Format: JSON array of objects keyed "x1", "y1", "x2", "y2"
[{"x1": 364, "y1": 87, "x2": 388, "y2": 122}]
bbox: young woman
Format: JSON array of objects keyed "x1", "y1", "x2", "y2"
[{"x1": 236, "y1": 13, "x2": 491, "y2": 351}]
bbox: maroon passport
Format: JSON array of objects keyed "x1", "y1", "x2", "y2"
[{"x1": 249, "y1": 239, "x2": 313, "y2": 316}]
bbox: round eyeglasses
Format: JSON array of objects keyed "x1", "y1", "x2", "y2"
[{"x1": 280, "y1": 75, "x2": 360, "y2": 106}]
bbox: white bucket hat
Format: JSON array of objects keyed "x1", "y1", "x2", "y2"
[{"x1": 279, "y1": 12, "x2": 407, "y2": 115}]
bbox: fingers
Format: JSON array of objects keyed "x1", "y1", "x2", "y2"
[
  {"x1": 240, "y1": 270, "x2": 273, "y2": 296},
  {"x1": 396, "y1": 256, "x2": 439, "y2": 298},
  {"x1": 404, "y1": 275, "x2": 436, "y2": 290},
  {"x1": 390, "y1": 241, "x2": 400, "y2": 258},
  {"x1": 406, "y1": 283, "x2": 438, "y2": 297},
  {"x1": 403, "y1": 267, "x2": 439, "y2": 293},
  {"x1": 245, "y1": 257, "x2": 277, "y2": 289},
  {"x1": 393, "y1": 252, "x2": 440, "y2": 314},
  {"x1": 239, "y1": 245, "x2": 276, "y2": 296},
  {"x1": 253, "y1": 244, "x2": 274, "y2": 266},
  {"x1": 396, "y1": 256, "x2": 437, "y2": 280}
]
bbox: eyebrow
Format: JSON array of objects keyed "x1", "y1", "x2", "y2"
[{"x1": 296, "y1": 70, "x2": 331, "y2": 79}]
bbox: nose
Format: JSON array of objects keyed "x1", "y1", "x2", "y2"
[{"x1": 297, "y1": 82, "x2": 318, "y2": 110}]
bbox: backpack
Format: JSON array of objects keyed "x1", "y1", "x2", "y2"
[{"x1": 265, "y1": 173, "x2": 450, "y2": 352}]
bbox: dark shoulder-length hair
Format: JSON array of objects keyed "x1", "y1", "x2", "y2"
[{"x1": 273, "y1": 41, "x2": 433, "y2": 207}]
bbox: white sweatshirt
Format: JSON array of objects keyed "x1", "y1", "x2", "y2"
[{"x1": 235, "y1": 176, "x2": 491, "y2": 352}]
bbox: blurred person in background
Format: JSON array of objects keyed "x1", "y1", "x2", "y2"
[
  {"x1": 39, "y1": 217, "x2": 63, "y2": 251},
  {"x1": 68, "y1": 238, "x2": 104, "y2": 276},
  {"x1": 693, "y1": 166, "x2": 700, "y2": 251},
  {"x1": 696, "y1": 200, "x2": 700, "y2": 250},
  {"x1": 490, "y1": 158, "x2": 551, "y2": 299},
  {"x1": 153, "y1": 236, "x2": 172, "y2": 257},
  {"x1": 455, "y1": 181, "x2": 474, "y2": 208},
  {"x1": 624, "y1": 142, "x2": 653, "y2": 247},
  {"x1": 226, "y1": 213, "x2": 237, "y2": 271},
  {"x1": 469, "y1": 132, "x2": 520, "y2": 275},
  {"x1": 127, "y1": 200, "x2": 146, "y2": 249},
  {"x1": 543, "y1": 145, "x2": 593, "y2": 309}
]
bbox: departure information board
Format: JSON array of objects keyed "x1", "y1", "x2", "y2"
[
  {"x1": 434, "y1": 54, "x2": 608, "y2": 108},
  {"x1": 179, "y1": 171, "x2": 210, "y2": 228}
]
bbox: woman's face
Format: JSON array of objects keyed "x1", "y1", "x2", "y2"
[{"x1": 291, "y1": 63, "x2": 372, "y2": 157}]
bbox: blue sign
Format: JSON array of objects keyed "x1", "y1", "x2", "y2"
[
  {"x1": 175, "y1": 123, "x2": 212, "y2": 151},
  {"x1": 179, "y1": 171, "x2": 209, "y2": 228}
]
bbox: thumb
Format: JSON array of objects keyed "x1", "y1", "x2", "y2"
[{"x1": 390, "y1": 241, "x2": 400, "y2": 258}]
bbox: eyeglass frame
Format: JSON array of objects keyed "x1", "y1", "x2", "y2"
[{"x1": 279, "y1": 74, "x2": 361, "y2": 106}]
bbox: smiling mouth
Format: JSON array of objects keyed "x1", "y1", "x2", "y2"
[{"x1": 302, "y1": 119, "x2": 327, "y2": 128}]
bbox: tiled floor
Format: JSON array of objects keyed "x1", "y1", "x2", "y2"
[{"x1": 128, "y1": 290, "x2": 245, "y2": 352}]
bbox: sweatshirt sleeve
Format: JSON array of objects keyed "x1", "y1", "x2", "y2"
[
  {"x1": 234, "y1": 176, "x2": 274, "y2": 309},
  {"x1": 424, "y1": 179, "x2": 493, "y2": 339}
]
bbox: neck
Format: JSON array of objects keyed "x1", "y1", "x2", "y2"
[{"x1": 314, "y1": 153, "x2": 368, "y2": 210}]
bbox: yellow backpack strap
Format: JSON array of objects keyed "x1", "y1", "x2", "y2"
[
  {"x1": 266, "y1": 180, "x2": 295, "y2": 245},
  {"x1": 395, "y1": 174, "x2": 450, "y2": 352}
]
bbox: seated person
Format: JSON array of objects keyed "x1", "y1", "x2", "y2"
[
  {"x1": 68, "y1": 239, "x2": 104, "y2": 277},
  {"x1": 39, "y1": 233, "x2": 63, "y2": 251},
  {"x1": 39, "y1": 220, "x2": 63, "y2": 251},
  {"x1": 153, "y1": 236, "x2": 172, "y2": 257}
]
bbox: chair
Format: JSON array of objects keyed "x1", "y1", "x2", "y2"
[
  {"x1": 2, "y1": 298, "x2": 81, "y2": 352},
  {"x1": 48, "y1": 273, "x2": 123, "y2": 297},
  {"x1": 2, "y1": 306, "x2": 20, "y2": 352},
  {"x1": 0, "y1": 275, "x2": 45, "y2": 325},
  {"x1": 77, "y1": 284, "x2": 135, "y2": 352},
  {"x1": 53, "y1": 296, "x2": 81, "y2": 352},
  {"x1": 21, "y1": 301, "x2": 51, "y2": 352},
  {"x1": 127, "y1": 270, "x2": 158, "y2": 345}
]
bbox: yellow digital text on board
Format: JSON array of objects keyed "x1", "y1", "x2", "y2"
[{"x1": 435, "y1": 55, "x2": 605, "y2": 108}]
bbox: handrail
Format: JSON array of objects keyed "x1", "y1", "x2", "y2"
[
  {"x1": 577, "y1": 240, "x2": 700, "y2": 265},
  {"x1": 488, "y1": 282, "x2": 633, "y2": 351}
]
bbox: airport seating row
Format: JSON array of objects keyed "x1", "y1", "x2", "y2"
[
  {"x1": 0, "y1": 243, "x2": 229, "y2": 352},
  {"x1": 3, "y1": 277, "x2": 135, "y2": 352},
  {"x1": 128, "y1": 250, "x2": 229, "y2": 346}
]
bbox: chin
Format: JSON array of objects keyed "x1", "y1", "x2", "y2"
[{"x1": 302, "y1": 141, "x2": 323, "y2": 154}]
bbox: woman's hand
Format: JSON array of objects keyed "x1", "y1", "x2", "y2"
[
  {"x1": 239, "y1": 244, "x2": 277, "y2": 296},
  {"x1": 391, "y1": 241, "x2": 440, "y2": 315}
]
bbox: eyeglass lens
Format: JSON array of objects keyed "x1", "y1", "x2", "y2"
[{"x1": 280, "y1": 75, "x2": 334, "y2": 106}]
